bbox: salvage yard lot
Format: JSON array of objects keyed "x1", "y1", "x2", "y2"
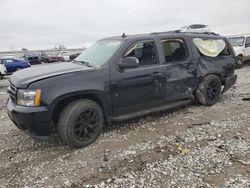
[{"x1": 0, "y1": 65, "x2": 250, "y2": 187}]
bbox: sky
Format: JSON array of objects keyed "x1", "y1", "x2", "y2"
[{"x1": 0, "y1": 0, "x2": 249, "y2": 51}]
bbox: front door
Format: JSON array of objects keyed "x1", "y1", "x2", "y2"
[{"x1": 110, "y1": 40, "x2": 166, "y2": 116}]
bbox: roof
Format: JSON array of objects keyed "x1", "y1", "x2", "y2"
[{"x1": 102, "y1": 30, "x2": 223, "y2": 41}]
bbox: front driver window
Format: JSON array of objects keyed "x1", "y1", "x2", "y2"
[{"x1": 125, "y1": 40, "x2": 158, "y2": 66}]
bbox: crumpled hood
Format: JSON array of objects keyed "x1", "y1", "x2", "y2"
[{"x1": 10, "y1": 62, "x2": 92, "y2": 88}]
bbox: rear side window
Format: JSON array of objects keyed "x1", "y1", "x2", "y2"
[
  {"x1": 161, "y1": 39, "x2": 188, "y2": 62},
  {"x1": 193, "y1": 38, "x2": 230, "y2": 57},
  {"x1": 124, "y1": 40, "x2": 158, "y2": 66}
]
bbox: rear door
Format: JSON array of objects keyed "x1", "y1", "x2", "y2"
[
  {"x1": 110, "y1": 39, "x2": 166, "y2": 116},
  {"x1": 160, "y1": 38, "x2": 196, "y2": 102}
]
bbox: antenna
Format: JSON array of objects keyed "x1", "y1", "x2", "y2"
[{"x1": 122, "y1": 33, "x2": 127, "y2": 38}]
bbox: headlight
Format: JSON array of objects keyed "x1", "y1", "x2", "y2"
[{"x1": 17, "y1": 89, "x2": 41, "y2": 107}]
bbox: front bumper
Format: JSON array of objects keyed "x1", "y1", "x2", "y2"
[
  {"x1": 7, "y1": 99, "x2": 53, "y2": 140},
  {"x1": 223, "y1": 74, "x2": 237, "y2": 93}
]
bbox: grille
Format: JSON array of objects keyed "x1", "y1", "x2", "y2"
[{"x1": 8, "y1": 84, "x2": 17, "y2": 104}]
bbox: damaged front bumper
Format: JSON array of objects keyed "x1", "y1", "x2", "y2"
[
  {"x1": 223, "y1": 74, "x2": 237, "y2": 93},
  {"x1": 7, "y1": 98, "x2": 52, "y2": 141}
]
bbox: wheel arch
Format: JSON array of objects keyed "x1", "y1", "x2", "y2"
[
  {"x1": 237, "y1": 54, "x2": 243, "y2": 58},
  {"x1": 198, "y1": 72, "x2": 224, "y2": 86},
  {"x1": 51, "y1": 91, "x2": 108, "y2": 125}
]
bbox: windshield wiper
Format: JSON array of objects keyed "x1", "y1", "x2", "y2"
[{"x1": 73, "y1": 60, "x2": 95, "y2": 68}]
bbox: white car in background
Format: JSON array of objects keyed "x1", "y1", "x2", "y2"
[
  {"x1": 58, "y1": 51, "x2": 70, "y2": 62},
  {"x1": 179, "y1": 24, "x2": 211, "y2": 33},
  {"x1": 0, "y1": 64, "x2": 7, "y2": 79},
  {"x1": 228, "y1": 34, "x2": 250, "y2": 68},
  {"x1": 2, "y1": 54, "x2": 18, "y2": 59}
]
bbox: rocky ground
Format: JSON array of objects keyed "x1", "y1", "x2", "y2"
[{"x1": 0, "y1": 65, "x2": 249, "y2": 188}]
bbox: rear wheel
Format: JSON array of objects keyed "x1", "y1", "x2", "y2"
[
  {"x1": 235, "y1": 55, "x2": 243, "y2": 68},
  {"x1": 195, "y1": 75, "x2": 222, "y2": 106},
  {"x1": 57, "y1": 99, "x2": 104, "y2": 148}
]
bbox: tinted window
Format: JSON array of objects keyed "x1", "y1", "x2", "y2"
[
  {"x1": 189, "y1": 24, "x2": 206, "y2": 29},
  {"x1": 246, "y1": 37, "x2": 250, "y2": 45},
  {"x1": 125, "y1": 40, "x2": 158, "y2": 66},
  {"x1": 161, "y1": 39, "x2": 187, "y2": 62}
]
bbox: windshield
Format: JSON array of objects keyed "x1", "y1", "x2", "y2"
[
  {"x1": 228, "y1": 37, "x2": 245, "y2": 47},
  {"x1": 75, "y1": 40, "x2": 123, "y2": 66}
]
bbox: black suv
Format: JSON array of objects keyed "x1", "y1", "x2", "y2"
[{"x1": 7, "y1": 31, "x2": 237, "y2": 148}]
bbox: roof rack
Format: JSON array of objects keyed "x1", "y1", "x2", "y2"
[{"x1": 150, "y1": 30, "x2": 220, "y2": 36}]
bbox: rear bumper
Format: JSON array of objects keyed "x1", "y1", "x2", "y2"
[
  {"x1": 223, "y1": 74, "x2": 237, "y2": 93},
  {"x1": 7, "y1": 99, "x2": 52, "y2": 140}
]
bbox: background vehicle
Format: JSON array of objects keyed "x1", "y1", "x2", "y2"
[
  {"x1": 228, "y1": 34, "x2": 250, "y2": 68},
  {"x1": 7, "y1": 31, "x2": 237, "y2": 148},
  {"x1": 24, "y1": 51, "x2": 42, "y2": 65},
  {"x1": 1, "y1": 54, "x2": 18, "y2": 59},
  {"x1": 58, "y1": 51, "x2": 70, "y2": 62},
  {"x1": 44, "y1": 53, "x2": 61, "y2": 63},
  {"x1": 179, "y1": 24, "x2": 211, "y2": 33},
  {"x1": 0, "y1": 64, "x2": 7, "y2": 79},
  {"x1": 69, "y1": 53, "x2": 81, "y2": 61},
  {"x1": 0, "y1": 58, "x2": 30, "y2": 74}
]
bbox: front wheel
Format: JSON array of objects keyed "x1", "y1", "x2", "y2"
[
  {"x1": 57, "y1": 99, "x2": 104, "y2": 148},
  {"x1": 195, "y1": 75, "x2": 222, "y2": 106},
  {"x1": 235, "y1": 55, "x2": 244, "y2": 68}
]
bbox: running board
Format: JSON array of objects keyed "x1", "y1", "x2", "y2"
[{"x1": 111, "y1": 99, "x2": 191, "y2": 121}]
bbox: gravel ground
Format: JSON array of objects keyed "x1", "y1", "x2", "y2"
[{"x1": 0, "y1": 65, "x2": 250, "y2": 188}]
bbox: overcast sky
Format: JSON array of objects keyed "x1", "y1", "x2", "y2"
[{"x1": 0, "y1": 0, "x2": 249, "y2": 51}]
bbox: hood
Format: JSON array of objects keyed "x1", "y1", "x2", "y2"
[{"x1": 10, "y1": 62, "x2": 92, "y2": 88}]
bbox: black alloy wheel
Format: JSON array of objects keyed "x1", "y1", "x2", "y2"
[
  {"x1": 74, "y1": 108, "x2": 100, "y2": 141},
  {"x1": 206, "y1": 79, "x2": 221, "y2": 104},
  {"x1": 58, "y1": 99, "x2": 104, "y2": 148}
]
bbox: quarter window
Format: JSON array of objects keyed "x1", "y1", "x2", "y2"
[
  {"x1": 124, "y1": 40, "x2": 158, "y2": 66},
  {"x1": 161, "y1": 39, "x2": 187, "y2": 62}
]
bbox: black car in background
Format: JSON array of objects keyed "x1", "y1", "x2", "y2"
[
  {"x1": 7, "y1": 30, "x2": 237, "y2": 148},
  {"x1": 24, "y1": 51, "x2": 42, "y2": 65}
]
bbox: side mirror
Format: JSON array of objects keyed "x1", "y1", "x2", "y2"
[
  {"x1": 118, "y1": 57, "x2": 139, "y2": 69},
  {"x1": 245, "y1": 43, "x2": 250, "y2": 48}
]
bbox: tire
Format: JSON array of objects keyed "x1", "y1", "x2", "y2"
[
  {"x1": 235, "y1": 55, "x2": 244, "y2": 68},
  {"x1": 195, "y1": 75, "x2": 222, "y2": 106},
  {"x1": 57, "y1": 99, "x2": 104, "y2": 148}
]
